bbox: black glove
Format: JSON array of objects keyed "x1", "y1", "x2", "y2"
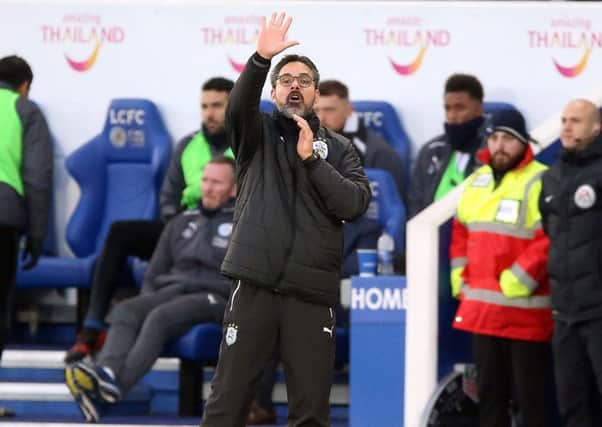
[{"x1": 21, "y1": 236, "x2": 43, "y2": 270}]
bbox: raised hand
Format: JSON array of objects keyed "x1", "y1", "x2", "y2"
[
  {"x1": 292, "y1": 114, "x2": 314, "y2": 160},
  {"x1": 256, "y1": 12, "x2": 299, "y2": 60}
]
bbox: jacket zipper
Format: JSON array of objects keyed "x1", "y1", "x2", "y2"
[{"x1": 230, "y1": 280, "x2": 241, "y2": 312}]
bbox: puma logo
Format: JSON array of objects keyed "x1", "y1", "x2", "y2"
[{"x1": 322, "y1": 327, "x2": 333, "y2": 338}]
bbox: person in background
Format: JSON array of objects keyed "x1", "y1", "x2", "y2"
[
  {"x1": 450, "y1": 109, "x2": 552, "y2": 426},
  {"x1": 408, "y1": 74, "x2": 485, "y2": 218},
  {"x1": 315, "y1": 79, "x2": 406, "y2": 202},
  {"x1": 64, "y1": 77, "x2": 234, "y2": 363},
  {"x1": 65, "y1": 157, "x2": 236, "y2": 423},
  {"x1": 0, "y1": 55, "x2": 53, "y2": 418},
  {"x1": 539, "y1": 99, "x2": 602, "y2": 427}
]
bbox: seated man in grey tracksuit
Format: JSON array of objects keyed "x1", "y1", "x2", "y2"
[{"x1": 64, "y1": 156, "x2": 237, "y2": 423}]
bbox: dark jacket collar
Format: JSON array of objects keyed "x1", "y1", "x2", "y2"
[
  {"x1": 272, "y1": 109, "x2": 321, "y2": 139},
  {"x1": 0, "y1": 81, "x2": 15, "y2": 91},
  {"x1": 198, "y1": 198, "x2": 235, "y2": 217},
  {"x1": 561, "y1": 134, "x2": 602, "y2": 164}
]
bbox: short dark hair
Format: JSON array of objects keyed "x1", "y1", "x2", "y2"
[
  {"x1": 444, "y1": 74, "x2": 483, "y2": 102},
  {"x1": 319, "y1": 80, "x2": 349, "y2": 100},
  {"x1": 202, "y1": 77, "x2": 234, "y2": 93},
  {"x1": 269, "y1": 54, "x2": 320, "y2": 89},
  {"x1": 0, "y1": 55, "x2": 33, "y2": 91}
]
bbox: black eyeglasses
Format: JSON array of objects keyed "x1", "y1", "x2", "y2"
[{"x1": 276, "y1": 73, "x2": 314, "y2": 88}]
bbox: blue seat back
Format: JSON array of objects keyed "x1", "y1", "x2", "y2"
[
  {"x1": 66, "y1": 99, "x2": 172, "y2": 257},
  {"x1": 364, "y1": 168, "x2": 406, "y2": 253},
  {"x1": 351, "y1": 101, "x2": 411, "y2": 174},
  {"x1": 260, "y1": 99, "x2": 275, "y2": 114},
  {"x1": 483, "y1": 101, "x2": 516, "y2": 117}
]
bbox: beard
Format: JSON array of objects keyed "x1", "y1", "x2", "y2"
[
  {"x1": 204, "y1": 120, "x2": 224, "y2": 135},
  {"x1": 278, "y1": 103, "x2": 309, "y2": 118},
  {"x1": 276, "y1": 91, "x2": 313, "y2": 118},
  {"x1": 490, "y1": 152, "x2": 520, "y2": 173}
]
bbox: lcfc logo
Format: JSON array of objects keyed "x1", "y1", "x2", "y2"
[
  {"x1": 41, "y1": 14, "x2": 125, "y2": 72},
  {"x1": 364, "y1": 16, "x2": 450, "y2": 76}
]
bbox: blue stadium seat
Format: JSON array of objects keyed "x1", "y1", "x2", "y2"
[
  {"x1": 483, "y1": 101, "x2": 516, "y2": 117},
  {"x1": 260, "y1": 99, "x2": 275, "y2": 114},
  {"x1": 364, "y1": 168, "x2": 406, "y2": 254},
  {"x1": 351, "y1": 101, "x2": 412, "y2": 175},
  {"x1": 17, "y1": 99, "x2": 172, "y2": 289}
]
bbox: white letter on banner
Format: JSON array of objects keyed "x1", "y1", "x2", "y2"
[
  {"x1": 365, "y1": 288, "x2": 383, "y2": 310},
  {"x1": 351, "y1": 287, "x2": 365, "y2": 310},
  {"x1": 382, "y1": 288, "x2": 403, "y2": 310},
  {"x1": 134, "y1": 110, "x2": 145, "y2": 125}
]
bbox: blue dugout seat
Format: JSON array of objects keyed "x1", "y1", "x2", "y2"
[
  {"x1": 352, "y1": 101, "x2": 411, "y2": 176},
  {"x1": 483, "y1": 101, "x2": 516, "y2": 116},
  {"x1": 17, "y1": 99, "x2": 172, "y2": 290},
  {"x1": 260, "y1": 99, "x2": 275, "y2": 113},
  {"x1": 364, "y1": 168, "x2": 406, "y2": 254}
]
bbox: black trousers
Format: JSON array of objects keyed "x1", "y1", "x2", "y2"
[
  {"x1": 201, "y1": 281, "x2": 336, "y2": 427},
  {"x1": 473, "y1": 333, "x2": 551, "y2": 427},
  {"x1": 0, "y1": 226, "x2": 19, "y2": 359},
  {"x1": 84, "y1": 220, "x2": 164, "y2": 328},
  {"x1": 554, "y1": 319, "x2": 602, "y2": 427},
  {"x1": 253, "y1": 302, "x2": 349, "y2": 411}
]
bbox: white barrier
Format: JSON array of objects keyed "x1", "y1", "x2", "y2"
[{"x1": 404, "y1": 86, "x2": 602, "y2": 427}]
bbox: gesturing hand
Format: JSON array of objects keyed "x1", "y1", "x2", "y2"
[
  {"x1": 256, "y1": 12, "x2": 299, "y2": 60},
  {"x1": 292, "y1": 114, "x2": 314, "y2": 160}
]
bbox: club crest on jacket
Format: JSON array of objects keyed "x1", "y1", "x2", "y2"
[
  {"x1": 312, "y1": 138, "x2": 329, "y2": 159},
  {"x1": 574, "y1": 184, "x2": 596, "y2": 209},
  {"x1": 225, "y1": 323, "x2": 238, "y2": 346}
]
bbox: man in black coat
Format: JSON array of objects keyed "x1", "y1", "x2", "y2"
[
  {"x1": 539, "y1": 99, "x2": 602, "y2": 427},
  {"x1": 201, "y1": 12, "x2": 370, "y2": 427}
]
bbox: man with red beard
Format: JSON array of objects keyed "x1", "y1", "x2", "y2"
[
  {"x1": 200, "y1": 12, "x2": 370, "y2": 427},
  {"x1": 449, "y1": 108, "x2": 553, "y2": 426}
]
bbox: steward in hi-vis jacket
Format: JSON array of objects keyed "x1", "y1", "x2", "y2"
[{"x1": 450, "y1": 108, "x2": 552, "y2": 427}]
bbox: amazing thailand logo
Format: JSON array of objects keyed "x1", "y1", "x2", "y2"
[
  {"x1": 41, "y1": 14, "x2": 125, "y2": 72},
  {"x1": 528, "y1": 18, "x2": 599, "y2": 78},
  {"x1": 364, "y1": 16, "x2": 451, "y2": 76},
  {"x1": 200, "y1": 15, "x2": 262, "y2": 74}
]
